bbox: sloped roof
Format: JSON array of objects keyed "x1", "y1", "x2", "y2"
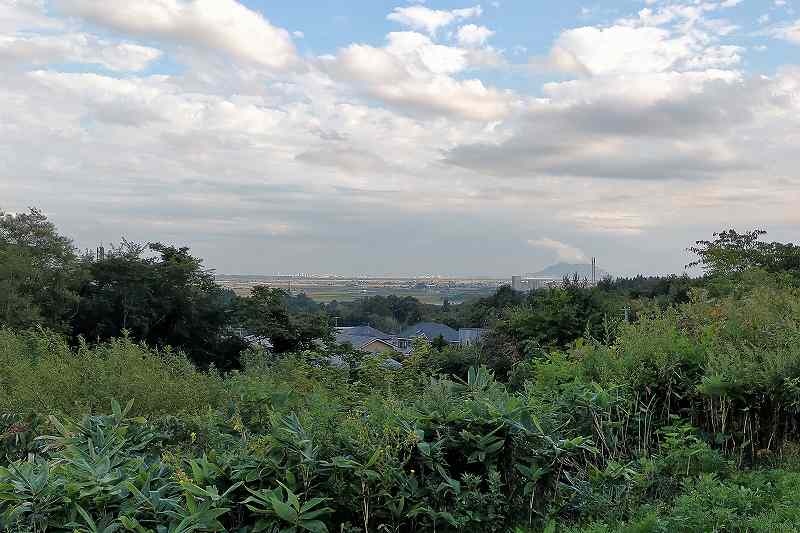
[
  {"x1": 334, "y1": 326, "x2": 405, "y2": 354},
  {"x1": 458, "y1": 328, "x2": 485, "y2": 345},
  {"x1": 400, "y1": 322, "x2": 460, "y2": 344},
  {"x1": 335, "y1": 333, "x2": 376, "y2": 349},
  {"x1": 381, "y1": 358, "x2": 403, "y2": 370},
  {"x1": 336, "y1": 326, "x2": 394, "y2": 340}
]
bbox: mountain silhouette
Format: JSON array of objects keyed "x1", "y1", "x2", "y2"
[{"x1": 526, "y1": 262, "x2": 610, "y2": 280}]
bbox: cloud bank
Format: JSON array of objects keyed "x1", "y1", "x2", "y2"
[{"x1": 1, "y1": 0, "x2": 799, "y2": 276}]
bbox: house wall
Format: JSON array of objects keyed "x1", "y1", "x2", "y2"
[{"x1": 360, "y1": 339, "x2": 399, "y2": 355}]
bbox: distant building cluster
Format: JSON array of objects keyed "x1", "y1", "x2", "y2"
[
  {"x1": 511, "y1": 276, "x2": 561, "y2": 291},
  {"x1": 512, "y1": 257, "x2": 601, "y2": 292},
  {"x1": 335, "y1": 322, "x2": 485, "y2": 357}
]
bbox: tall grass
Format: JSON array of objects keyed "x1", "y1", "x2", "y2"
[{"x1": 0, "y1": 328, "x2": 226, "y2": 417}]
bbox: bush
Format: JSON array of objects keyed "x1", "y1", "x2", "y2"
[
  {"x1": 0, "y1": 329, "x2": 226, "y2": 417},
  {"x1": 5, "y1": 277, "x2": 800, "y2": 531}
]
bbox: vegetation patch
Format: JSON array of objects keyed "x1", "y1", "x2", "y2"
[{"x1": 5, "y1": 211, "x2": 800, "y2": 531}]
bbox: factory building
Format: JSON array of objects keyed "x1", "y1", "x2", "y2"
[
  {"x1": 512, "y1": 258, "x2": 601, "y2": 292},
  {"x1": 511, "y1": 276, "x2": 560, "y2": 292}
]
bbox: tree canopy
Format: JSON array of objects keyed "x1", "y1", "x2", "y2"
[
  {"x1": 689, "y1": 229, "x2": 800, "y2": 280},
  {"x1": 0, "y1": 209, "x2": 81, "y2": 331},
  {"x1": 73, "y1": 240, "x2": 243, "y2": 368}
]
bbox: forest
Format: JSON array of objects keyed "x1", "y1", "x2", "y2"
[{"x1": 4, "y1": 209, "x2": 800, "y2": 532}]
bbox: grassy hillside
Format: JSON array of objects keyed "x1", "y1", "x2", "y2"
[{"x1": 5, "y1": 276, "x2": 800, "y2": 531}]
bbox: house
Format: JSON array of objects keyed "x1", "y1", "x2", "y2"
[
  {"x1": 399, "y1": 322, "x2": 486, "y2": 347},
  {"x1": 335, "y1": 326, "x2": 411, "y2": 356},
  {"x1": 335, "y1": 322, "x2": 486, "y2": 357},
  {"x1": 336, "y1": 325, "x2": 395, "y2": 341},
  {"x1": 458, "y1": 328, "x2": 485, "y2": 345},
  {"x1": 243, "y1": 334, "x2": 274, "y2": 350},
  {"x1": 399, "y1": 322, "x2": 460, "y2": 344}
]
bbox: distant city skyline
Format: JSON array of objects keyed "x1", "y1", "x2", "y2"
[
  {"x1": 214, "y1": 260, "x2": 613, "y2": 279},
  {"x1": 3, "y1": 0, "x2": 799, "y2": 277}
]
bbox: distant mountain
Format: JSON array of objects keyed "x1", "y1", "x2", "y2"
[{"x1": 527, "y1": 262, "x2": 610, "y2": 280}]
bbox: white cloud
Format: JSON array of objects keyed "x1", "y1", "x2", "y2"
[
  {"x1": 2, "y1": 0, "x2": 800, "y2": 276},
  {"x1": 527, "y1": 238, "x2": 588, "y2": 263},
  {"x1": 0, "y1": 33, "x2": 162, "y2": 71},
  {"x1": 56, "y1": 0, "x2": 298, "y2": 70},
  {"x1": 0, "y1": 0, "x2": 62, "y2": 32},
  {"x1": 550, "y1": 25, "x2": 741, "y2": 76},
  {"x1": 384, "y1": 31, "x2": 469, "y2": 74},
  {"x1": 456, "y1": 24, "x2": 494, "y2": 47},
  {"x1": 443, "y1": 69, "x2": 794, "y2": 182},
  {"x1": 772, "y1": 20, "x2": 800, "y2": 43},
  {"x1": 541, "y1": 69, "x2": 741, "y2": 105},
  {"x1": 386, "y1": 4, "x2": 482, "y2": 35},
  {"x1": 565, "y1": 211, "x2": 649, "y2": 235},
  {"x1": 325, "y1": 31, "x2": 514, "y2": 120}
]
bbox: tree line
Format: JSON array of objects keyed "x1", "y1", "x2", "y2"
[
  {"x1": 0, "y1": 209, "x2": 328, "y2": 369},
  {"x1": 7, "y1": 209, "x2": 800, "y2": 531},
  {"x1": 3, "y1": 208, "x2": 798, "y2": 375}
]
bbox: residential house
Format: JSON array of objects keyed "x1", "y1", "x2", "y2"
[
  {"x1": 399, "y1": 322, "x2": 460, "y2": 345},
  {"x1": 399, "y1": 322, "x2": 486, "y2": 347},
  {"x1": 335, "y1": 322, "x2": 486, "y2": 358},
  {"x1": 458, "y1": 328, "x2": 485, "y2": 345},
  {"x1": 335, "y1": 326, "x2": 411, "y2": 356}
]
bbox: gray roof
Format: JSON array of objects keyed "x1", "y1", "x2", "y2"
[
  {"x1": 381, "y1": 358, "x2": 403, "y2": 370},
  {"x1": 336, "y1": 326, "x2": 394, "y2": 340},
  {"x1": 336, "y1": 324, "x2": 483, "y2": 354},
  {"x1": 400, "y1": 322, "x2": 460, "y2": 344},
  {"x1": 335, "y1": 326, "x2": 405, "y2": 354},
  {"x1": 335, "y1": 333, "x2": 386, "y2": 349},
  {"x1": 458, "y1": 328, "x2": 485, "y2": 345}
]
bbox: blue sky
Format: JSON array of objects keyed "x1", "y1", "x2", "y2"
[
  {"x1": 2, "y1": 0, "x2": 800, "y2": 276},
  {"x1": 38, "y1": 1, "x2": 798, "y2": 84},
  {"x1": 255, "y1": 0, "x2": 793, "y2": 76}
]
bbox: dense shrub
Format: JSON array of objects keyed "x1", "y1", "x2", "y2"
[
  {"x1": 0, "y1": 329, "x2": 226, "y2": 417},
  {"x1": 6, "y1": 277, "x2": 800, "y2": 531}
]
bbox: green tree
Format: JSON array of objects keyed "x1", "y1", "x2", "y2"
[
  {"x1": 688, "y1": 229, "x2": 800, "y2": 280},
  {"x1": 482, "y1": 280, "x2": 619, "y2": 378},
  {"x1": 324, "y1": 294, "x2": 426, "y2": 332},
  {"x1": 431, "y1": 334, "x2": 448, "y2": 352},
  {"x1": 0, "y1": 245, "x2": 41, "y2": 327},
  {"x1": 239, "y1": 286, "x2": 331, "y2": 353},
  {"x1": 73, "y1": 240, "x2": 242, "y2": 368},
  {"x1": 0, "y1": 208, "x2": 82, "y2": 330}
]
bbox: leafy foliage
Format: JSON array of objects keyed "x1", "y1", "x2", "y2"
[
  {"x1": 688, "y1": 229, "x2": 800, "y2": 286},
  {"x1": 237, "y1": 287, "x2": 331, "y2": 354},
  {"x1": 0, "y1": 208, "x2": 82, "y2": 331},
  {"x1": 8, "y1": 215, "x2": 800, "y2": 530},
  {"x1": 73, "y1": 241, "x2": 244, "y2": 369}
]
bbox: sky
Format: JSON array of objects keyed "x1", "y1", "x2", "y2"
[{"x1": 1, "y1": 0, "x2": 799, "y2": 277}]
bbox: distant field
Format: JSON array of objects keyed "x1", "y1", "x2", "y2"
[
  {"x1": 222, "y1": 286, "x2": 496, "y2": 305},
  {"x1": 300, "y1": 287, "x2": 491, "y2": 305},
  {"x1": 216, "y1": 277, "x2": 503, "y2": 305}
]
